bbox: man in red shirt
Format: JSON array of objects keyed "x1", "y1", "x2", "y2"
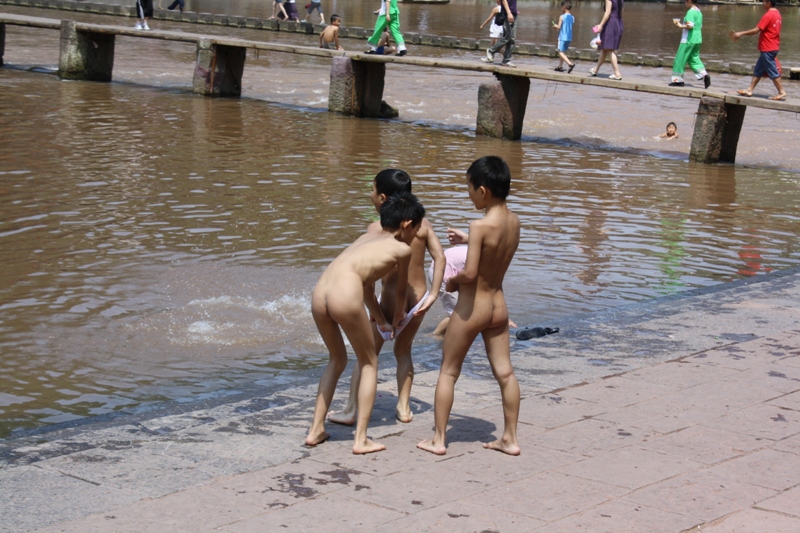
[{"x1": 729, "y1": 0, "x2": 786, "y2": 101}]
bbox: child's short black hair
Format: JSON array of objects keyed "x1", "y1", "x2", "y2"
[
  {"x1": 562, "y1": 0, "x2": 572, "y2": 10},
  {"x1": 374, "y1": 169, "x2": 412, "y2": 197},
  {"x1": 330, "y1": 14, "x2": 340, "y2": 23},
  {"x1": 466, "y1": 156, "x2": 511, "y2": 200},
  {"x1": 765, "y1": 0, "x2": 776, "y2": 6},
  {"x1": 667, "y1": 121, "x2": 677, "y2": 129},
  {"x1": 380, "y1": 191, "x2": 425, "y2": 230}
]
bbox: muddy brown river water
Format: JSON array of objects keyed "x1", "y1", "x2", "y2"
[{"x1": 1, "y1": 2, "x2": 799, "y2": 437}]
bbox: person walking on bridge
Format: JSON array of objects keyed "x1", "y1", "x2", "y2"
[
  {"x1": 589, "y1": 0, "x2": 623, "y2": 80},
  {"x1": 729, "y1": 0, "x2": 787, "y2": 102},
  {"x1": 481, "y1": 0, "x2": 517, "y2": 68},
  {"x1": 367, "y1": 0, "x2": 408, "y2": 56},
  {"x1": 669, "y1": 0, "x2": 710, "y2": 88}
]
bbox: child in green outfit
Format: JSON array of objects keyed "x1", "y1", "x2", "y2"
[
  {"x1": 670, "y1": 0, "x2": 710, "y2": 88},
  {"x1": 367, "y1": 0, "x2": 407, "y2": 56}
]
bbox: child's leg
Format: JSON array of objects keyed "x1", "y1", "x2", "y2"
[
  {"x1": 433, "y1": 316, "x2": 450, "y2": 336},
  {"x1": 417, "y1": 315, "x2": 479, "y2": 455},
  {"x1": 306, "y1": 302, "x2": 349, "y2": 446},
  {"x1": 328, "y1": 326, "x2": 384, "y2": 425},
  {"x1": 367, "y1": 17, "x2": 387, "y2": 47},
  {"x1": 687, "y1": 45, "x2": 707, "y2": 78},
  {"x1": 393, "y1": 313, "x2": 425, "y2": 422},
  {"x1": 338, "y1": 311, "x2": 386, "y2": 454},
  {"x1": 771, "y1": 76, "x2": 786, "y2": 98},
  {"x1": 388, "y1": 17, "x2": 406, "y2": 51},
  {"x1": 481, "y1": 323, "x2": 520, "y2": 455}
]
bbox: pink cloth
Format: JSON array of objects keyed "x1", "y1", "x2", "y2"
[{"x1": 443, "y1": 245, "x2": 467, "y2": 281}]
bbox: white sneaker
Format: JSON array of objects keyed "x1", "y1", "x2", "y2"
[
  {"x1": 143, "y1": 22, "x2": 150, "y2": 30},
  {"x1": 485, "y1": 48, "x2": 494, "y2": 63},
  {"x1": 134, "y1": 22, "x2": 143, "y2": 29}
]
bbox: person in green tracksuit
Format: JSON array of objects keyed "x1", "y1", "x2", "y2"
[
  {"x1": 669, "y1": 0, "x2": 709, "y2": 88},
  {"x1": 367, "y1": 0, "x2": 407, "y2": 56}
]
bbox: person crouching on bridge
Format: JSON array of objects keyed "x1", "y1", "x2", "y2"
[
  {"x1": 367, "y1": 0, "x2": 408, "y2": 57},
  {"x1": 669, "y1": 0, "x2": 710, "y2": 88}
]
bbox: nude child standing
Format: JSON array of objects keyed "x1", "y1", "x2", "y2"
[{"x1": 417, "y1": 156, "x2": 521, "y2": 456}]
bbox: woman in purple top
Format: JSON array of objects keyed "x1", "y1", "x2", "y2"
[{"x1": 590, "y1": 0, "x2": 624, "y2": 80}]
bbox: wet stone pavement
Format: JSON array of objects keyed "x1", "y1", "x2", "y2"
[{"x1": 2, "y1": 269, "x2": 800, "y2": 532}]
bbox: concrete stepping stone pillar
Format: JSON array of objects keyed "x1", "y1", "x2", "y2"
[
  {"x1": 1, "y1": 23, "x2": 5, "y2": 67},
  {"x1": 690, "y1": 96, "x2": 746, "y2": 164},
  {"x1": 476, "y1": 74, "x2": 530, "y2": 140},
  {"x1": 58, "y1": 19, "x2": 115, "y2": 81},
  {"x1": 193, "y1": 39, "x2": 246, "y2": 97},
  {"x1": 328, "y1": 57, "x2": 392, "y2": 118}
]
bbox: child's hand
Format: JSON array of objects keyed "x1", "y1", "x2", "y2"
[
  {"x1": 377, "y1": 321, "x2": 394, "y2": 339},
  {"x1": 392, "y1": 312, "x2": 406, "y2": 332},
  {"x1": 414, "y1": 294, "x2": 438, "y2": 316},
  {"x1": 447, "y1": 227, "x2": 468, "y2": 245}
]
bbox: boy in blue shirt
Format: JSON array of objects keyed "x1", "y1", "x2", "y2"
[{"x1": 552, "y1": 0, "x2": 576, "y2": 73}]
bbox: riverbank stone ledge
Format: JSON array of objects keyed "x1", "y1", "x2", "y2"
[{"x1": 1, "y1": 0, "x2": 793, "y2": 79}]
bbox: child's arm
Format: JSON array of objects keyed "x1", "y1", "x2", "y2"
[
  {"x1": 446, "y1": 227, "x2": 468, "y2": 245},
  {"x1": 392, "y1": 248, "x2": 412, "y2": 330},
  {"x1": 480, "y1": 9, "x2": 496, "y2": 29},
  {"x1": 414, "y1": 228, "x2": 446, "y2": 315},
  {"x1": 334, "y1": 27, "x2": 342, "y2": 50},
  {"x1": 385, "y1": 0, "x2": 392, "y2": 23},
  {"x1": 319, "y1": 32, "x2": 324, "y2": 47},
  {"x1": 364, "y1": 280, "x2": 392, "y2": 335},
  {"x1": 553, "y1": 14, "x2": 563, "y2": 30}
]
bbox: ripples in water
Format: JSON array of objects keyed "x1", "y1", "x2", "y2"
[{"x1": 1, "y1": 66, "x2": 799, "y2": 436}]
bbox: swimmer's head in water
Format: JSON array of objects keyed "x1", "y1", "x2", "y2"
[{"x1": 666, "y1": 122, "x2": 678, "y2": 136}]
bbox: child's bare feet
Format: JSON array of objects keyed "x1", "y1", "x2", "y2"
[
  {"x1": 736, "y1": 89, "x2": 752, "y2": 97},
  {"x1": 771, "y1": 93, "x2": 787, "y2": 101},
  {"x1": 395, "y1": 406, "x2": 413, "y2": 423},
  {"x1": 482, "y1": 438, "x2": 520, "y2": 456},
  {"x1": 305, "y1": 430, "x2": 330, "y2": 447},
  {"x1": 352, "y1": 438, "x2": 386, "y2": 454},
  {"x1": 417, "y1": 438, "x2": 446, "y2": 455},
  {"x1": 327, "y1": 409, "x2": 356, "y2": 426}
]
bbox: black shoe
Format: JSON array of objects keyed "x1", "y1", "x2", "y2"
[
  {"x1": 365, "y1": 49, "x2": 377, "y2": 54},
  {"x1": 554, "y1": 67, "x2": 565, "y2": 72},
  {"x1": 567, "y1": 63, "x2": 575, "y2": 74},
  {"x1": 669, "y1": 81, "x2": 685, "y2": 87},
  {"x1": 704, "y1": 74, "x2": 711, "y2": 89},
  {"x1": 395, "y1": 50, "x2": 407, "y2": 57},
  {"x1": 515, "y1": 326, "x2": 559, "y2": 341}
]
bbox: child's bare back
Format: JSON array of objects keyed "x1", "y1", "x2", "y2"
[
  {"x1": 418, "y1": 156, "x2": 521, "y2": 457},
  {"x1": 452, "y1": 208, "x2": 519, "y2": 331}
]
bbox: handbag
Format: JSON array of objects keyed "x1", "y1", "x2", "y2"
[{"x1": 494, "y1": 11, "x2": 507, "y2": 26}]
